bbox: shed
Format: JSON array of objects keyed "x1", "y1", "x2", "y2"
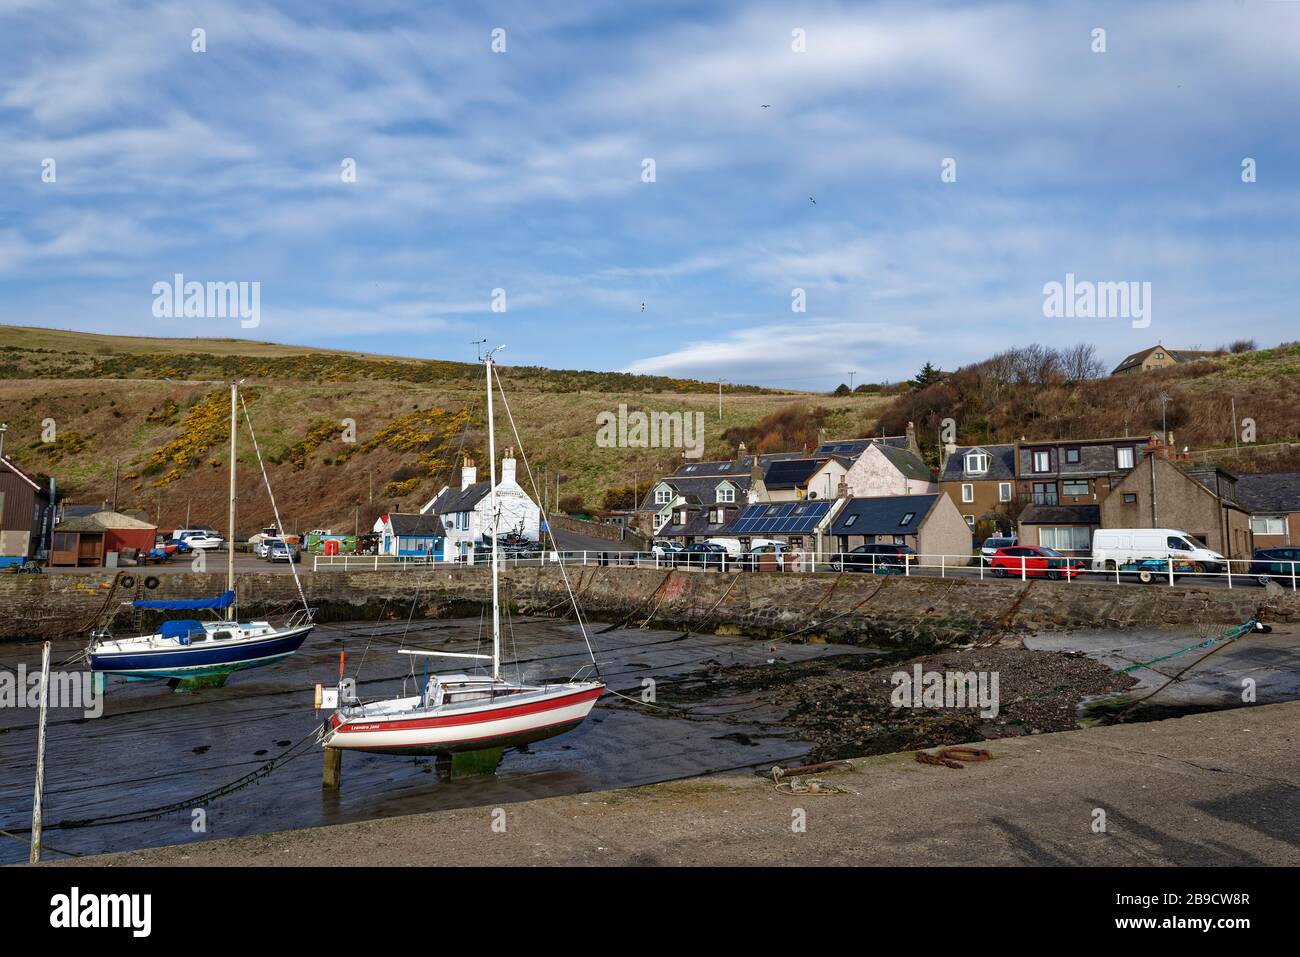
[{"x1": 51, "y1": 511, "x2": 157, "y2": 567}]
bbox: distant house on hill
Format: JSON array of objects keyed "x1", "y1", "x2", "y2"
[{"x1": 1111, "y1": 344, "x2": 1222, "y2": 376}]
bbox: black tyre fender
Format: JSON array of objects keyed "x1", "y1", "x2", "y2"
[
  {"x1": 144, "y1": 575, "x2": 160, "y2": 589},
  {"x1": 119, "y1": 574, "x2": 136, "y2": 589}
]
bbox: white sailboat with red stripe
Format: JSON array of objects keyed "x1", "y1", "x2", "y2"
[{"x1": 318, "y1": 344, "x2": 604, "y2": 757}]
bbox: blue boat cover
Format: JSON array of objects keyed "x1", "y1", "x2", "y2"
[
  {"x1": 159, "y1": 619, "x2": 205, "y2": 640},
  {"x1": 133, "y1": 590, "x2": 235, "y2": 611}
]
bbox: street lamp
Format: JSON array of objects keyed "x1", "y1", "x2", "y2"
[{"x1": 0, "y1": 422, "x2": 7, "y2": 459}]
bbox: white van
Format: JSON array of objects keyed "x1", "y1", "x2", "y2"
[
  {"x1": 704, "y1": 537, "x2": 744, "y2": 557},
  {"x1": 1091, "y1": 528, "x2": 1226, "y2": 573}
]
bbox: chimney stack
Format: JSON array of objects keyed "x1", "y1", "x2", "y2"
[
  {"x1": 905, "y1": 420, "x2": 918, "y2": 456},
  {"x1": 461, "y1": 454, "x2": 477, "y2": 490},
  {"x1": 501, "y1": 447, "x2": 517, "y2": 485}
]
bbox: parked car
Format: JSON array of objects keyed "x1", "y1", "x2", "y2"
[
  {"x1": 1248, "y1": 547, "x2": 1300, "y2": 586},
  {"x1": 651, "y1": 540, "x2": 684, "y2": 557},
  {"x1": 991, "y1": 545, "x2": 1086, "y2": 580},
  {"x1": 676, "y1": 542, "x2": 728, "y2": 569},
  {"x1": 980, "y1": 535, "x2": 1017, "y2": 565},
  {"x1": 829, "y1": 543, "x2": 915, "y2": 573},
  {"x1": 183, "y1": 533, "x2": 226, "y2": 551},
  {"x1": 742, "y1": 542, "x2": 788, "y2": 571},
  {"x1": 1091, "y1": 528, "x2": 1225, "y2": 575},
  {"x1": 266, "y1": 539, "x2": 300, "y2": 563},
  {"x1": 172, "y1": 527, "x2": 219, "y2": 543}
]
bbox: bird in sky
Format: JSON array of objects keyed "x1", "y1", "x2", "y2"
[{"x1": 809, "y1": 196, "x2": 816, "y2": 205}]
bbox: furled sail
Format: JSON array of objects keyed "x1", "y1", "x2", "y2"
[{"x1": 132, "y1": 590, "x2": 235, "y2": 611}]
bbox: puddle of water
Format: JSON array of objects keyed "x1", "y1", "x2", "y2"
[{"x1": 0, "y1": 618, "x2": 868, "y2": 863}]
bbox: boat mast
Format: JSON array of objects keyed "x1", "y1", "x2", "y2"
[
  {"x1": 485, "y1": 348, "x2": 501, "y2": 680},
  {"x1": 227, "y1": 380, "x2": 237, "y2": 621}
]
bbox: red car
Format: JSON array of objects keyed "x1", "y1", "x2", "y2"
[{"x1": 990, "y1": 545, "x2": 1086, "y2": 580}]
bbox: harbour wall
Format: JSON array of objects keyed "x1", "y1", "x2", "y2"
[{"x1": 3, "y1": 566, "x2": 1297, "y2": 644}]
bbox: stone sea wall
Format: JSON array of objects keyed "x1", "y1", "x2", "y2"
[{"x1": 2, "y1": 565, "x2": 1295, "y2": 644}]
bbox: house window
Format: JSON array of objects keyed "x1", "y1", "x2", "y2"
[
  {"x1": 1116, "y1": 447, "x2": 1135, "y2": 469},
  {"x1": 716, "y1": 486, "x2": 735, "y2": 503},
  {"x1": 1122, "y1": 493, "x2": 1138, "y2": 504},
  {"x1": 1038, "y1": 526, "x2": 1091, "y2": 551},
  {"x1": 964, "y1": 514, "x2": 975, "y2": 527},
  {"x1": 653, "y1": 512, "x2": 668, "y2": 531},
  {"x1": 843, "y1": 513, "x2": 858, "y2": 528},
  {"x1": 998, "y1": 482, "x2": 1012, "y2": 502},
  {"x1": 1032, "y1": 482, "x2": 1057, "y2": 505},
  {"x1": 1251, "y1": 516, "x2": 1286, "y2": 535},
  {"x1": 655, "y1": 486, "x2": 672, "y2": 505},
  {"x1": 1064, "y1": 448, "x2": 1081, "y2": 464},
  {"x1": 892, "y1": 535, "x2": 906, "y2": 546},
  {"x1": 899, "y1": 512, "x2": 915, "y2": 526},
  {"x1": 961, "y1": 483, "x2": 974, "y2": 503},
  {"x1": 1062, "y1": 479, "x2": 1089, "y2": 497},
  {"x1": 1032, "y1": 450, "x2": 1051, "y2": 472},
  {"x1": 964, "y1": 452, "x2": 989, "y2": 475}
]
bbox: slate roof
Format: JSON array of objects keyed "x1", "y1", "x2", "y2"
[
  {"x1": 426, "y1": 482, "x2": 492, "y2": 515},
  {"x1": 830, "y1": 495, "x2": 940, "y2": 536},
  {"x1": 656, "y1": 504, "x2": 741, "y2": 538},
  {"x1": 939, "y1": 444, "x2": 1017, "y2": 482},
  {"x1": 671, "y1": 453, "x2": 803, "y2": 479},
  {"x1": 388, "y1": 513, "x2": 446, "y2": 536},
  {"x1": 1018, "y1": 504, "x2": 1101, "y2": 526},
  {"x1": 876, "y1": 444, "x2": 935, "y2": 483},
  {"x1": 639, "y1": 476, "x2": 750, "y2": 511},
  {"x1": 1234, "y1": 472, "x2": 1300, "y2": 514}
]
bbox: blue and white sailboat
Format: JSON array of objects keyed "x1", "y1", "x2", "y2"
[{"x1": 87, "y1": 381, "x2": 315, "y2": 685}]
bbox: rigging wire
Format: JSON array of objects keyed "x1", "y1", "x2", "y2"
[
  {"x1": 491, "y1": 364, "x2": 601, "y2": 679},
  {"x1": 238, "y1": 390, "x2": 311, "y2": 618}
]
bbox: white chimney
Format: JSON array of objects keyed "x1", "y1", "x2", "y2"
[
  {"x1": 461, "y1": 455, "x2": 477, "y2": 490},
  {"x1": 501, "y1": 447, "x2": 517, "y2": 485}
]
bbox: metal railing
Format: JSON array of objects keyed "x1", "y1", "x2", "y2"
[{"x1": 312, "y1": 549, "x2": 1299, "y2": 591}]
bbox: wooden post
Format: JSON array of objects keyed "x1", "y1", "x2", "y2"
[
  {"x1": 30, "y1": 641, "x2": 51, "y2": 864},
  {"x1": 322, "y1": 747, "x2": 342, "y2": 789}
]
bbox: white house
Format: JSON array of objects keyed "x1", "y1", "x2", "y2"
[{"x1": 420, "y1": 451, "x2": 541, "y2": 562}]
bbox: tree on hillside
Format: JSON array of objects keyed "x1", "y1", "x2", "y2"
[
  {"x1": 831, "y1": 383, "x2": 851, "y2": 396},
  {"x1": 912, "y1": 362, "x2": 944, "y2": 389}
]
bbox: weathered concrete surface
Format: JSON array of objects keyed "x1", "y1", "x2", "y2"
[
  {"x1": 65, "y1": 701, "x2": 1300, "y2": 867},
  {"x1": 4, "y1": 564, "x2": 1297, "y2": 643},
  {"x1": 1027, "y1": 622, "x2": 1300, "y2": 710}
]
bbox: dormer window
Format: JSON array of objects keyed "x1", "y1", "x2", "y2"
[
  {"x1": 964, "y1": 451, "x2": 989, "y2": 475},
  {"x1": 655, "y1": 486, "x2": 672, "y2": 505},
  {"x1": 716, "y1": 485, "x2": 735, "y2": 503}
]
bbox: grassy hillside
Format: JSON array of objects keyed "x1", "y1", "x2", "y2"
[
  {"x1": 0, "y1": 326, "x2": 891, "y2": 532},
  {"x1": 872, "y1": 342, "x2": 1300, "y2": 471}
]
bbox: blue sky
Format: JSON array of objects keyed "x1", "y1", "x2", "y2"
[{"x1": 1, "y1": 0, "x2": 1298, "y2": 389}]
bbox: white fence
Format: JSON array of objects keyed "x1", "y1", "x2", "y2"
[{"x1": 313, "y1": 550, "x2": 1299, "y2": 591}]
